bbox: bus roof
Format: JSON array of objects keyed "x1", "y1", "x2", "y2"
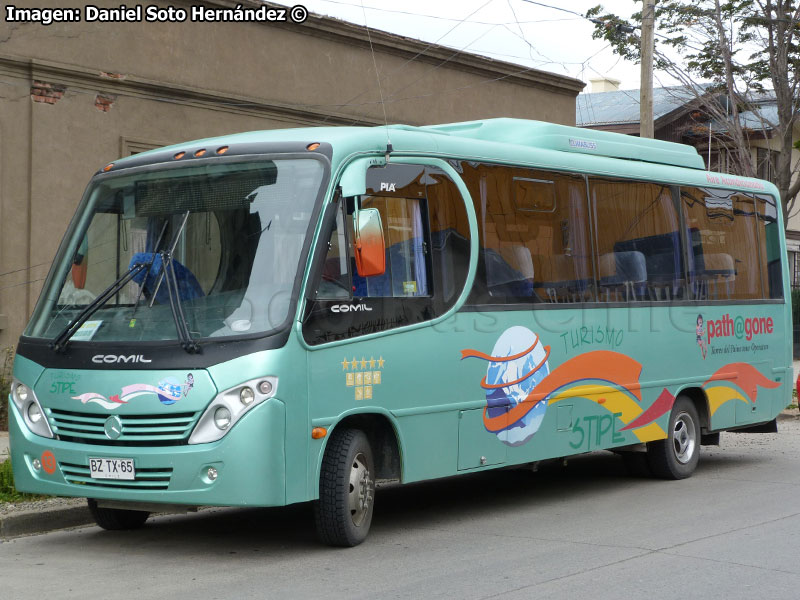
[
  {"x1": 397, "y1": 119, "x2": 706, "y2": 170},
  {"x1": 109, "y1": 118, "x2": 777, "y2": 198}
]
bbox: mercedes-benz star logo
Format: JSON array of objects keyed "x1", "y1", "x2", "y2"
[{"x1": 104, "y1": 415, "x2": 123, "y2": 440}]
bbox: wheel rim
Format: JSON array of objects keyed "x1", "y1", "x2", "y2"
[
  {"x1": 348, "y1": 452, "x2": 374, "y2": 527},
  {"x1": 672, "y1": 411, "x2": 697, "y2": 464}
]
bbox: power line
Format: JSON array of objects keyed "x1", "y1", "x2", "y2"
[
  {"x1": 309, "y1": 0, "x2": 580, "y2": 25},
  {"x1": 322, "y1": 0, "x2": 496, "y2": 123},
  {"x1": 0, "y1": 262, "x2": 52, "y2": 280},
  {"x1": 518, "y1": 0, "x2": 602, "y2": 25}
]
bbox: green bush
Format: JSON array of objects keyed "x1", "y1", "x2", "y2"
[
  {"x1": 792, "y1": 288, "x2": 800, "y2": 329},
  {"x1": 0, "y1": 457, "x2": 43, "y2": 503},
  {"x1": 0, "y1": 346, "x2": 13, "y2": 431}
]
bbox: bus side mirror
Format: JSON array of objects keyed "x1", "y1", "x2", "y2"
[
  {"x1": 354, "y1": 208, "x2": 386, "y2": 277},
  {"x1": 71, "y1": 236, "x2": 89, "y2": 289}
]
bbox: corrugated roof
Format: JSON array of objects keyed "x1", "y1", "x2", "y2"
[
  {"x1": 576, "y1": 85, "x2": 705, "y2": 126},
  {"x1": 710, "y1": 104, "x2": 779, "y2": 133},
  {"x1": 577, "y1": 85, "x2": 781, "y2": 135}
]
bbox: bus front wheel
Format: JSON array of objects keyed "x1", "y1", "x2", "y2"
[
  {"x1": 314, "y1": 428, "x2": 375, "y2": 547},
  {"x1": 646, "y1": 396, "x2": 700, "y2": 479},
  {"x1": 87, "y1": 499, "x2": 150, "y2": 530}
]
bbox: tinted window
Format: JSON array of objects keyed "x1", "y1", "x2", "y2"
[
  {"x1": 304, "y1": 164, "x2": 470, "y2": 344},
  {"x1": 755, "y1": 193, "x2": 784, "y2": 299},
  {"x1": 680, "y1": 187, "x2": 768, "y2": 300},
  {"x1": 354, "y1": 196, "x2": 431, "y2": 298},
  {"x1": 457, "y1": 163, "x2": 593, "y2": 304},
  {"x1": 591, "y1": 179, "x2": 685, "y2": 302}
]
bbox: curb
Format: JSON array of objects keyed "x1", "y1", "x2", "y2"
[{"x1": 0, "y1": 504, "x2": 94, "y2": 539}]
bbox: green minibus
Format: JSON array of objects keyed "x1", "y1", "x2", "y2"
[{"x1": 8, "y1": 119, "x2": 791, "y2": 545}]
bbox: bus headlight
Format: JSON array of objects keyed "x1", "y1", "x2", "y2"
[
  {"x1": 10, "y1": 379, "x2": 54, "y2": 439},
  {"x1": 189, "y1": 376, "x2": 278, "y2": 444},
  {"x1": 27, "y1": 402, "x2": 43, "y2": 424},
  {"x1": 15, "y1": 383, "x2": 28, "y2": 403},
  {"x1": 239, "y1": 387, "x2": 255, "y2": 406},
  {"x1": 214, "y1": 406, "x2": 232, "y2": 430}
]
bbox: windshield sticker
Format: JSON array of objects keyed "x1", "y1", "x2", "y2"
[
  {"x1": 71, "y1": 374, "x2": 194, "y2": 410},
  {"x1": 461, "y1": 326, "x2": 674, "y2": 447},
  {"x1": 71, "y1": 320, "x2": 103, "y2": 341}
]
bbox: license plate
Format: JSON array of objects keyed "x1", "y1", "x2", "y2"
[{"x1": 89, "y1": 458, "x2": 135, "y2": 480}]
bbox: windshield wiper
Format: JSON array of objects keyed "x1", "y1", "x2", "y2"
[
  {"x1": 152, "y1": 211, "x2": 200, "y2": 354},
  {"x1": 50, "y1": 262, "x2": 148, "y2": 353},
  {"x1": 162, "y1": 248, "x2": 200, "y2": 354}
]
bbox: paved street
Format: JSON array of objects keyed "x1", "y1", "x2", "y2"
[{"x1": 2, "y1": 413, "x2": 800, "y2": 599}]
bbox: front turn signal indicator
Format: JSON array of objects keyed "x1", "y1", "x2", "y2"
[{"x1": 311, "y1": 427, "x2": 327, "y2": 439}]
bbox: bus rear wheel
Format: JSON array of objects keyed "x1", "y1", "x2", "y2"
[
  {"x1": 646, "y1": 396, "x2": 700, "y2": 479},
  {"x1": 314, "y1": 428, "x2": 375, "y2": 547},
  {"x1": 87, "y1": 499, "x2": 150, "y2": 530}
]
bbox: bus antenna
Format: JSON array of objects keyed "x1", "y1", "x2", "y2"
[{"x1": 361, "y1": 0, "x2": 392, "y2": 157}]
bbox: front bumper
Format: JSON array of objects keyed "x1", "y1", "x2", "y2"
[{"x1": 8, "y1": 396, "x2": 287, "y2": 507}]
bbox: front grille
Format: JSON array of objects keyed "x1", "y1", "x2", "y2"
[
  {"x1": 47, "y1": 408, "x2": 200, "y2": 446},
  {"x1": 59, "y1": 461, "x2": 172, "y2": 490}
]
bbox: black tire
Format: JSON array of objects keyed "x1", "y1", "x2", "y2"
[
  {"x1": 646, "y1": 396, "x2": 701, "y2": 479},
  {"x1": 314, "y1": 428, "x2": 375, "y2": 547},
  {"x1": 87, "y1": 499, "x2": 150, "y2": 530}
]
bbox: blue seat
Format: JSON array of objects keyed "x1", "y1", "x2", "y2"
[{"x1": 129, "y1": 252, "x2": 204, "y2": 304}]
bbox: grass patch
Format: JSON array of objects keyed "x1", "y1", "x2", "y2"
[
  {"x1": 0, "y1": 457, "x2": 46, "y2": 503},
  {"x1": 0, "y1": 346, "x2": 13, "y2": 431}
]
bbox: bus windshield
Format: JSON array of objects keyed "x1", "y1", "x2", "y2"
[{"x1": 26, "y1": 157, "x2": 325, "y2": 343}]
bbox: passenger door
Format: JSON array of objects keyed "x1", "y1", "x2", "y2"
[{"x1": 302, "y1": 162, "x2": 484, "y2": 481}]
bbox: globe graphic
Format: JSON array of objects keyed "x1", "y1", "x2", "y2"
[
  {"x1": 485, "y1": 326, "x2": 550, "y2": 446},
  {"x1": 157, "y1": 377, "x2": 182, "y2": 405}
]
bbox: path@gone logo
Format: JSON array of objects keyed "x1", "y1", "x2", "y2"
[
  {"x1": 696, "y1": 314, "x2": 707, "y2": 359},
  {"x1": 462, "y1": 326, "x2": 551, "y2": 446}
]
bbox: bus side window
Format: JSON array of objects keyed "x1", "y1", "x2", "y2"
[
  {"x1": 680, "y1": 187, "x2": 769, "y2": 300},
  {"x1": 458, "y1": 163, "x2": 593, "y2": 305},
  {"x1": 303, "y1": 163, "x2": 470, "y2": 345},
  {"x1": 591, "y1": 179, "x2": 685, "y2": 302},
  {"x1": 315, "y1": 203, "x2": 352, "y2": 300},
  {"x1": 425, "y1": 169, "x2": 471, "y2": 314},
  {"x1": 755, "y1": 193, "x2": 783, "y2": 300},
  {"x1": 353, "y1": 195, "x2": 431, "y2": 298}
]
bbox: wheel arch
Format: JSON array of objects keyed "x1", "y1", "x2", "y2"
[
  {"x1": 315, "y1": 408, "x2": 405, "y2": 493},
  {"x1": 673, "y1": 385, "x2": 711, "y2": 432}
]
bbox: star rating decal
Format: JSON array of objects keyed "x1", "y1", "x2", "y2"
[{"x1": 341, "y1": 355, "x2": 385, "y2": 400}]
